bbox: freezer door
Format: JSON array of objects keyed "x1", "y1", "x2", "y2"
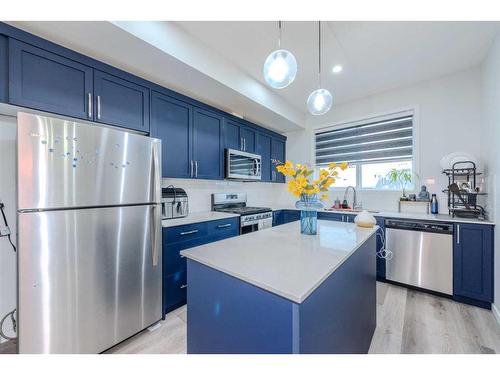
[
  {"x1": 18, "y1": 204, "x2": 162, "y2": 354},
  {"x1": 17, "y1": 112, "x2": 161, "y2": 210}
]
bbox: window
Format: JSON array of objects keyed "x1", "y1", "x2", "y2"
[{"x1": 314, "y1": 111, "x2": 414, "y2": 190}]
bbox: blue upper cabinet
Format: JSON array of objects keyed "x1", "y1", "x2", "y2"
[
  {"x1": 93, "y1": 70, "x2": 150, "y2": 133},
  {"x1": 223, "y1": 118, "x2": 256, "y2": 153},
  {"x1": 240, "y1": 126, "x2": 256, "y2": 153},
  {"x1": 256, "y1": 132, "x2": 272, "y2": 182},
  {"x1": 223, "y1": 118, "x2": 242, "y2": 151},
  {"x1": 0, "y1": 35, "x2": 8, "y2": 103},
  {"x1": 151, "y1": 91, "x2": 192, "y2": 178},
  {"x1": 192, "y1": 108, "x2": 224, "y2": 180},
  {"x1": 271, "y1": 138, "x2": 286, "y2": 183},
  {"x1": 8, "y1": 39, "x2": 93, "y2": 120},
  {"x1": 453, "y1": 223, "x2": 493, "y2": 304}
]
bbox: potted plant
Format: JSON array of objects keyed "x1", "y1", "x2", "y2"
[
  {"x1": 386, "y1": 168, "x2": 413, "y2": 201},
  {"x1": 277, "y1": 161, "x2": 348, "y2": 235}
]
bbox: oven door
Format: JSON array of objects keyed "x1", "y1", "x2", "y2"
[{"x1": 226, "y1": 149, "x2": 262, "y2": 181}]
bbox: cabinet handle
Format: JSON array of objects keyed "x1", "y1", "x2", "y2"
[
  {"x1": 180, "y1": 229, "x2": 198, "y2": 236},
  {"x1": 87, "y1": 92, "x2": 92, "y2": 119},
  {"x1": 190, "y1": 160, "x2": 194, "y2": 178},
  {"x1": 180, "y1": 284, "x2": 187, "y2": 289},
  {"x1": 195, "y1": 161, "x2": 198, "y2": 177},
  {"x1": 243, "y1": 138, "x2": 246, "y2": 151},
  {"x1": 457, "y1": 224, "x2": 460, "y2": 244},
  {"x1": 240, "y1": 137, "x2": 244, "y2": 151},
  {"x1": 97, "y1": 95, "x2": 101, "y2": 120},
  {"x1": 217, "y1": 223, "x2": 232, "y2": 229}
]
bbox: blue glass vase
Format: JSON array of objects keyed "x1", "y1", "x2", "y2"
[{"x1": 295, "y1": 194, "x2": 324, "y2": 235}]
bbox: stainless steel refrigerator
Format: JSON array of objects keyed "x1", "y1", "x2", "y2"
[{"x1": 16, "y1": 112, "x2": 162, "y2": 354}]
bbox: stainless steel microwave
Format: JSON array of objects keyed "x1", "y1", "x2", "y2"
[{"x1": 225, "y1": 148, "x2": 262, "y2": 181}]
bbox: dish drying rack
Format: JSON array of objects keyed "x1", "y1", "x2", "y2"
[{"x1": 442, "y1": 161, "x2": 486, "y2": 219}]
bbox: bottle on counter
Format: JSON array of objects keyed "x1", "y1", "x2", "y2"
[
  {"x1": 431, "y1": 194, "x2": 438, "y2": 214},
  {"x1": 334, "y1": 197, "x2": 341, "y2": 209}
]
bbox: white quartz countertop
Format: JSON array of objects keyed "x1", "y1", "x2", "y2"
[
  {"x1": 181, "y1": 220, "x2": 378, "y2": 303},
  {"x1": 271, "y1": 207, "x2": 494, "y2": 225},
  {"x1": 162, "y1": 211, "x2": 239, "y2": 228}
]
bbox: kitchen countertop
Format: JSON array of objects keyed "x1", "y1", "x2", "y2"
[
  {"x1": 271, "y1": 206, "x2": 494, "y2": 225},
  {"x1": 162, "y1": 211, "x2": 240, "y2": 228},
  {"x1": 181, "y1": 220, "x2": 378, "y2": 303}
]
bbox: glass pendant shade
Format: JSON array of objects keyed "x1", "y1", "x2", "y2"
[
  {"x1": 263, "y1": 49, "x2": 297, "y2": 89},
  {"x1": 307, "y1": 88, "x2": 333, "y2": 115}
]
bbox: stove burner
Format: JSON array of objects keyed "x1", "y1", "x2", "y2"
[{"x1": 215, "y1": 206, "x2": 271, "y2": 216}]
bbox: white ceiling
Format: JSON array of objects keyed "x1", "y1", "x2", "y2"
[
  {"x1": 175, "y1": 21, "x2": 500, "y2": 111},
  {"x1": 7, "y1": 21, "x2": 500, "y2": 133}
]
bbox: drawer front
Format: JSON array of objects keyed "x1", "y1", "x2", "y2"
[
  {"x1": 207, "y1": 217, "x2": 239, "y2": 240},
  {"x1": 163, "y1": 270, "x2": 187, "y2": 313},
  {"x1": 164, "y1": 222, "x2": 208, "y2": 244},
  {"x1": 283, "y1": 210, "x2": 300, "y2": 223}
]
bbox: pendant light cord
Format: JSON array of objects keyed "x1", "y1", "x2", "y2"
[
  {"x1": 278, "y1": 21, "x2": 282, "y2": 49},
  {"x1": 318, "y1": 21, "x2": 322, "y2": 88}
]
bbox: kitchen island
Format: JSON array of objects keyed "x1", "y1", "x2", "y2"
[{"x1": 181, "y1": 220, "x2": 378, "y2": 354}]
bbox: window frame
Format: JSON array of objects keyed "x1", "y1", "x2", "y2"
[{"x1": 312, "y1": 106, "x2": 420, "y2": 193}]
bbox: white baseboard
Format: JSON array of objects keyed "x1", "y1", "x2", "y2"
[{"x1": 492, "y1": 303, "x2": 500, "y2": 327}]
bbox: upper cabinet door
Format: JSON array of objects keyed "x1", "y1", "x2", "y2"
[
  {"x1": 94, "y1": 70, "x2": 150, "y2": 133},
  {"x1": 271, "y1": 138, "x2": 286, "y2": 183},
  {"x1": 223, "y1": 119, "x2": 242, "y2": 151},
  {"x1": 256, "y1": 132, "x2": 272, "y2": 182},
  {"x1": 453, "y1": 223, "x2": 493, "y2": 303},
  {"x1": 151, "y1": 91, "x2": 192, "y2": 179},
  {"x1": 9, "y1": 39, "x2": 93, "y2": 120},
  {"x1": 241, "y1": 126, "x2": 256, "y2": 153},
  {"x1": 0, "y1": 35, "x2": 8, "y2": 103},
  {"x1": 192, "y1": 108, "x2": 223, "y2": 180}
]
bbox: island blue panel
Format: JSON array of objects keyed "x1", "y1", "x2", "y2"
[
  {"x1": 299, "y1": 234, "x2": 376, "y2": 353},
  {"x1": 186, "y1": 233, "x2": 377, "y2": 354},
  {"x1": 187, "y1": 260, "x2": 295, "y2": 354}
]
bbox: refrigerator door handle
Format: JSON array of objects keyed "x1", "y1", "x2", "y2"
[
  {"x1": 151, "y1": 205, "x2": 160, "y2": 267},
  {"x1": 152, "y1": 141, "x2": 161, "y2": 203}
]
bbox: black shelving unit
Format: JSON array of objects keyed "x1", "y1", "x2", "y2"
[{"x1": 442, "y1": 161, "x2": 486, "y2": 219}]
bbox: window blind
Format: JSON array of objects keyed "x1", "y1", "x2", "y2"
[{"x1": 315, "y1": 114, "x2": 413, "y2": 166}]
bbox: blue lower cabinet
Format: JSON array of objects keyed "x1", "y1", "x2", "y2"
[
  {"x1": 162, "y1": 217, "x2": 239, "y2": 314},
  {"x1": 376, "y1": 218, "x2": 386, "y2": 280},
  {"x1": 272, "y1": 210, "x2": 285, "y2": 227},
  {"x1": 453, "y1": 223, "x2": 493, "y2": 307},
  {"x1": 317, "y1": 212, "x2": 343, "y2": 221},
  {"x1": 284, "y1": 210, "x2": 300, "y2": 223},
  {"x1": 207, "y1": 217, "x2": 239, "y2": 241},
  {"x1": 163, "y1": 271, "x2": 187, "y2": 313}
]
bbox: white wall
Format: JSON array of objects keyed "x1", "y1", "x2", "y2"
[
  {"x1": 162, "y1": 178, "x2": 286, "y2": 212},
  {"x1": 0, "y1": 114, "x2": 17, "y2": 342},
  {"x1": 279, "y1": 67, "x2": 483, "y2": 213},
  {"x1": 480, "y1": 33, "x2": 500, "y2": 322}
]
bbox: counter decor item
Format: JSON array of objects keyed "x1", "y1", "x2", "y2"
[
  {"x1": 354, "y1": 210, "x2": 376, "y2": 228},
  {"x1": 386, "y1": 168, "x2": 413, "y2": 201},
  {"x1": 277, "y1": 160, "x2": 348, "y2": 235},
  {"x1": 417, "y1": 185, "x2": 430, "y2": 201},
  {"x1": 431, "y1": 194, "x2": 439, "y2": 214}
]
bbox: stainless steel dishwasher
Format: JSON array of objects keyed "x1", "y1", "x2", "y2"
[{"x1": 385, "y1": 219, "x2": 453, "y2": 295}]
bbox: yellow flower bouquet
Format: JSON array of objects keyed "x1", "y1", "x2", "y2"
[{"x1": 276, "y1": 161, "x2": 348, "y2": 235}]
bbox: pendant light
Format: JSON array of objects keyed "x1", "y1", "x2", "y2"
[
  {"x1": 307, "y1": 21, "x2": 333, "y2": 115},
  {"x1": 263, "y1": 21, "x2": 297, "y2": 89}
]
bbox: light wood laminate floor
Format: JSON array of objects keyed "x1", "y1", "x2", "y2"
[
  {"x1": 2, "y1": 282, "x2": 498, "y2": 354},
  {"x1": 105, "y1": 282, "x2": 500, "y2": 354}
]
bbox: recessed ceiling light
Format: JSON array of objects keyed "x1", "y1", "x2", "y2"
[{"x1": 332, "y1": 65, "x2": 343, "y2": 74}]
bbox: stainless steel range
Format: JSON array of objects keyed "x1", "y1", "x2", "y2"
[{"x1": 212, "y1": 193, "x2": 272, "y2": 234}]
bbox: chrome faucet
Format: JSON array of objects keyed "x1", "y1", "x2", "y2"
[{"x1": 343, "y1": 186, "x2": 361, "y2": 210}]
